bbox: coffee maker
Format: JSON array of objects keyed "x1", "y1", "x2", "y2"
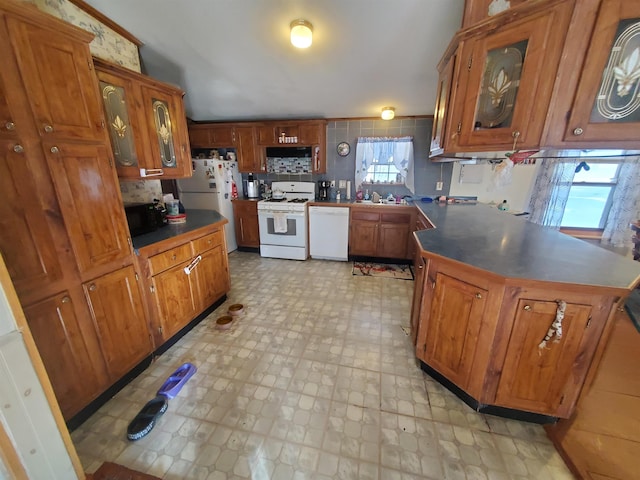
[
  {"x1": 245, "y1": 173, "x2": 259, "y2": 199},
  {"x1": 317, "y1": 180, "x2": 330, "y2": 201}
]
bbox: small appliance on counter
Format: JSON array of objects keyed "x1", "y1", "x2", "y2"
[
  {"x1": 245, "y1": 172, "x2": 259, "y2": 199},
  {"x1": 124, "y1": 201, "x2": 167, "y2": 237},
  {"x1": 317, "y1": 180, "x2": 330, "y2": 201}
]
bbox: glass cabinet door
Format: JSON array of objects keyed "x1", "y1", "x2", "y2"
[
  {"x1": 565, "y1": 1, "x2": 640, "y2": 144},
  {"x1": 96, "y1": 68, "x2": 145, "y2": 178},
  {"x1": 151, "y1": 96, "x2": 177, "y2": 169},
  {"x1": 454, "y1": 2, "x2": 573, "y2": 150}
]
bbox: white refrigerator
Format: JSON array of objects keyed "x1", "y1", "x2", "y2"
[{"x1": 177, "y1": 159, "x2": 244, "y2": 253}]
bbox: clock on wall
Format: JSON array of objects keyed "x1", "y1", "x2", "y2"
[{"x1": 337, "y1": 142, "x2": 350, "y2": 156}]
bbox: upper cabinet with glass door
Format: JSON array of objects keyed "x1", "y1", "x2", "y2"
[
  {"x1": 431, "y1": 0, "x2": 640, "y2": 157},
  {"x1": 450, "y1": 0, "x2": 574, "y2": 152},
  {"x1": 94, "y1": 59, "x2": 192, "y2": 179},
  {"x1": 560, "y1": 1, "x2": 640, "y2": 147}
]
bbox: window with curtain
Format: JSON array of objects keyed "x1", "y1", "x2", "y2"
[
  {"x1": 355, "y1": 136, "x2": 415, "y2": 193},
  {"x1": 528, "y1": 151, "x2": 640, "y2": 248}
]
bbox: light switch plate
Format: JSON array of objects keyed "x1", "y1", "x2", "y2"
[
  {"x1": 436, "y1": 181, "x2": 443, "y2": 191},
  {"x1": 330, "y1": 180, "x2": 336, "y2": 188},
  {"x1": 339, "y1": 180, "x2": 346, "y2": 188}
]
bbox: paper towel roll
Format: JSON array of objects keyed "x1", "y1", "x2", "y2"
[{"x1": 346, "y1": 181, "x2": 351, "y2": 200}]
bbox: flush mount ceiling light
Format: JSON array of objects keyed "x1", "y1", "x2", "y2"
[
  {"x1": 381, "y1": 106, "x2": 395, "y2": 120},
  {"x1": 290, "y1": 19, "x2": 313, "y2": 48}
]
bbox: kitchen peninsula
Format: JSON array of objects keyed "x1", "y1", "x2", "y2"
[{"x1": 410, "y1": 202, "x2": 640, "y2": 420}]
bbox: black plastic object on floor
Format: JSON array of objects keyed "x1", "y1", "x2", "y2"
[
  {"x1": 126, "y1": 395, "x2": 168, "y2": 441},
  {"x1": 624, "y1": 289, "x2": 640, "y2": 333},
  {"x1": 156, "y1": 362, "x2": 197, "y2": 399}
]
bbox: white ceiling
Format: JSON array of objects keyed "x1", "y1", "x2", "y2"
[{"x1": 85, "y1": 0, "x2": 464, "y2": 122}]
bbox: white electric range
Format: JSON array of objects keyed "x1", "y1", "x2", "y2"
[{"x1": 257, "y1": 181, "x2": 316, "y2": 260}]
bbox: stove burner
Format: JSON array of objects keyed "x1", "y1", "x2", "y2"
[
  {"x1": 288, "y1": 198, "x2": 308, "y2": 203},
  {"x1": 268, "y1": 198, "x2": 286, "y2": 202}
]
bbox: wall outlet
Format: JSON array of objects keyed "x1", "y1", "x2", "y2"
[
  {"x1": 339, "y1": 180, "x2": 346, "y2": 188},
  {"x1": 436, "y1": 181, "x2": 443, "y2": 191},
  {"x1": 330, "y1": 180, "x2": 336, "y2": 188}
]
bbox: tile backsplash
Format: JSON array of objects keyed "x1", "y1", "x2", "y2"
[{"x1": 119, "y1": 180, "x2": 163, "y2": 204}]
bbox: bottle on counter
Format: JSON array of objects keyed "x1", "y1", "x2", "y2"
[{"x1": 336, "y1": 190, "x2": 341, "y2": 201}]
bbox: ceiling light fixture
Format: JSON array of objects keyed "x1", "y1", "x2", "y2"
[
  {"x1": 381, "y1": 106, "x2": 395, "y2": 120},
  {"x1": 290, "y1": 19, "x2": 313, "y2": 48}
]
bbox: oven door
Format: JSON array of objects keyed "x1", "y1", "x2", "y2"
[{"x1": 258, "y1": 209, "x2": 306, "y2": 247}]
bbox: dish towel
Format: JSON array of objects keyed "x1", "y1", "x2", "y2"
[{"x1": 273, "y1": 212, "x2": 288, "y2": 233}]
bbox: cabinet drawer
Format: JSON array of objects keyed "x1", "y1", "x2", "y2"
[
  {"x1": 351, "y1": 210, "x2": 380, "y2": 222},
  {"x1": 381, "y1": 212, "x2": 411, "y2": 224},
  {"x1": 148, "y1": 243, "x2": 192, "y2": 275},
  {"x1": 192, "y1": 229, "x2": 223, "y2": 254}
]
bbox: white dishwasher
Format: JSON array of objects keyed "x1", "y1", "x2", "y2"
[{"x1": 309, "y1": 206, "x2": 349, "y2": 261}]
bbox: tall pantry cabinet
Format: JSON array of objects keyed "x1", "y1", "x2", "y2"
[{"x1": 0, "y1": 0, "x2": 152, "y2": 420}]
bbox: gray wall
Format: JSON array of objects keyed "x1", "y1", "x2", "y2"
[{"x1": 243, "y1": 117, "x2": 453, "y2": 199}]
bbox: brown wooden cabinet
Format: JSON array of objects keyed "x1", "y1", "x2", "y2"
[
  {"x1": 434, "y1": 0, "x2": 640, "y2": 155},
  {"x1": 6, "y1": 14, "x2": 105, "y2": 143},
  {"x1": 232, "y1": 199, "x2": 260, "y2": 248},
  {"x1": 0, "y1": 2, "x2": 154, "y2": 421},
  {"x1": 349, "y1": 206, "x2": 414, "y2": 259},
  {"x1": 43, "y1": 142, "x2": 132, "y2": 276},
  {"x1": 413, "y1": 243, "x2": 617, "y2": 418},
  {"x1": 560, "y1": 1, "x2": 640, "y2": 146},
  {"x1": 83, "y1": 265, "x2": 153, "y2": 379},
  {"x1": 418, "y1": 267, "x2": 490, "y2": 391},
  {"x1": 410, "y1": 255, "x2": 427, "y2": 346},
  {"x1": 94, "y1": 58, "x2": 192, "y2": 179},
  {"x1": 139, "y1": 223, "x2": 230, "y2": 345},
  {"x1": 0, "y1": 139, "x2": 64, "y2": 299},
  {"x1": 453, "y1": 1, "x2": 573, "y2": 151},
  {"x1": 235, "y1": 125, "x2": 260, "y2": 173},
  {"x1": 23, "y1": 292, "x2": 104, "y2": 419}
]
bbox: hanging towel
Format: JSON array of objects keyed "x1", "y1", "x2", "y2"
[{"x1": 273, "y1": 212, "x2": 288, "y2": 233}]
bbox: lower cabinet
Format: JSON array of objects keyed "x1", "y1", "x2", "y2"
[
  {"x1": 233, "y1": 199, "x2": 260, "y2": 248},
  {"x1": 23, "y1": 292, "x2": 104, "y2": 419},
  {"x1": 413, "y1": 248, "x2": 616, "y2": 418},
  {"x1": 84, "y1": 265, "x2": 153, "y2": 380},
  {"x1": 349, "y1": 206, "x2": 415, "y2": 259},
  {"x1": 23, "y1": 265, "x2": 152, "y2": 420},
  {"x1": 140, "y1": 224, "x2": 230, "y2": 345}
]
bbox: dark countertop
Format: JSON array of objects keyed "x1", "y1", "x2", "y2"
[
  {"x1": 414, "y1": 202, "x2": 640, "y2": 290},
  {"x1": 132, "y1": 209, "x2": 227, "y2": 250}
]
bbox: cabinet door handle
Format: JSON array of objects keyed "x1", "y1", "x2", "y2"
[
  {"x1": 171, "y1": 254, "x2": 177, "y2": 260},
  {"x1": 50, "y1": 146, "x2": 59, "y2": 153},
  {"x1": 61, "y1": 296, "x2": 70, "y2": 303},
  {"x1": 5, "y1": 121, "x2": 15, "y2": 131},
  {"x1": 475, "y1": 293, "x2": 482, "y2": 299},
  {"x1": 418, "y1": 264, "x2": 423, "y2": 270},
  {"x1": 183, "y1": 255, "x2": 202, "y2": 275},
  {"x1": 43, "y1": 124, "x2": 54, "y2": 133},
  {"x1": 88, "y1": 284, "x2": 97, "y2": 292},
  {"x1": 13, "y1": 144, "x2": 24, "y2": 153},
  {"x1": 524, "y1": 305, "x2": 531, "y2": 311},
  {"x1": 139, "y1": 168, "x2": 164, "y2": 177},
  {"x1": 572, "y1": 127, "x2": 584, "y2": 136}
]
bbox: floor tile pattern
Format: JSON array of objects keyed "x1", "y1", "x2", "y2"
[{"x1": 72, "y1": 252, "x2": 574, "y2": 479}]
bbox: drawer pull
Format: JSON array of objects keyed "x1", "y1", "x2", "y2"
[
  {"x1": 6, "y1": 121, "x2": 15, "y2": 131},
  {"x1": 88, "y1": 284, "x2": 97, "y2": 292},
  {"x1": 572, "y1": 127, "x2": 584, "y2": 136},
  {"x1": 50, "y1": 146, "x2": 59, "y2": 153},
  {"x1": 13, "y1": 144, "x2": 24, "y2": 153},
  {"x1": 43, "y1": 124, "x2": 54, "y2": 133},
  {"x1": 172, "y1": 254, "x2": 177, "y2": 260},
  {"x1": 475, "y1": 293, "x2": 482, "y2": 299},
  {"x1": 61, "y1": 296, "x2": 70, "y2": 304},
  {"x1": 524, "y1": 305, "x2": 532, "y2": 311}
]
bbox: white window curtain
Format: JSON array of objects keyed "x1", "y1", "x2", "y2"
[
  {"x1": 601, "y1": 156, "x2": 640, "y2": 248},
  {"x1": 527, "y1": 156, "x2": 578, "y2": 228},
  {"x1": 354, "y1": 136, "x2": 415, "y2": 193}
]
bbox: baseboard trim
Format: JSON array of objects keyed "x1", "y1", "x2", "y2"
[{"x1": 419, "y1": 361, "x2": 558, "y2": 424}]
